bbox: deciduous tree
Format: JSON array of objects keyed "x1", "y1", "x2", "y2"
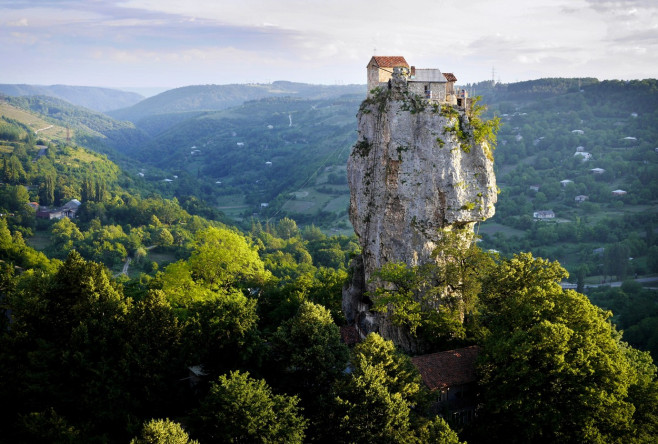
[
  {"x1": 333, "y1": 334, "x2": 426, "y2": 444},
  {"x1": 477, "y1": 253, "x2": 639, "y2": 443},
  {"x1": 187, "y1": 226, "x2": 270, "y2": 290},
  {"x1": 270, "y1": 301, "x2": 348, "y2": 403},
  {"x1": 192, "y1": 370, "x2": 307, "y2": 443},
  {"x1": 131, "y1": 418, "x2": 198, "y2": 444}
]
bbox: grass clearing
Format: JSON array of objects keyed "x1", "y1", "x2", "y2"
[
  {"x1": 323, "y1": 195, "x2": 349, "y2": 214},
  {"x1": 290, "y1": 191, "x2": 309, "y2": 198},
  {"x1": 216, "y1": 194, "x2": 246, "y2": 207},
  {"x1": 282, "y1": 188, "x2": 334, "y2": 215},
  {"x1": 477, "y1": 222, "x2": 526, "y2": 238},
  {"x1": 147, "y1": 249, "x2": 177, "y2": 266},
  {"x1": 582, "y1": 203, "x2": 658, "y2": 225},
  {"x1": 283, "y1": 199, "x2": 316, "y2": 213},
  {"x1": 326, "y1": 226, "x2": 355, "y2": 237},
  {"x1": 25, "y1": 231, "x2": 52, "y2": 250},
  {"x1": 0, "y1": 102, "x2": 68, "y2": 141},
  {"x1": 216, "y1": 194, "x2": 249, "y2": 219}
]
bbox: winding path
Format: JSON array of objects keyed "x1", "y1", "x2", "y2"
[
  {"x1": 35, "y1": 125, "x2": 53, "y2": 134},
  {"x1": 114, "y1": 245, "x2": 157, "y2": 278},
  {"x1": 114, "y1": 257, "x2": 131, "y2": 277}
]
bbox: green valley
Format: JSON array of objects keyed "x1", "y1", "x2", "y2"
[{"x1": 1, "y1": 78, "x2": 657, "y2": 443}]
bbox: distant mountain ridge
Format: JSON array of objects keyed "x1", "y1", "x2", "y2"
[
  {"x1": 0, "y1": 84, "x2": 144, "y2": 112},
  {"x1": 107, "y1": 81, "x2": 365, "y2": 123}
]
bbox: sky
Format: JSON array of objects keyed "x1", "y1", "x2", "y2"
[{"x1": 1, "y1": 0, "x2": 657, "y2": 93}]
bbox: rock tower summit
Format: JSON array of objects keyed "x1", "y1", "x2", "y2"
[
  {"x1": 366, "y1": 56, "x2": 469, "y2": 109},
  {"x1": 343, "y1": 57, "x2": 498, "y2": 351}
]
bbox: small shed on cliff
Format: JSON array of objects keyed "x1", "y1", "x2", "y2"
[
  {"x1": 443, "y1": 72, "x2": 458, "y2": 97},
  {"x1": 367, "y1": 56, "x2": 409, "y2": 91}
]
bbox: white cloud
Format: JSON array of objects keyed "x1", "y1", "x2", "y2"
[{"x1": 6, "y1": 18, "x2": 29, "y2": 27}]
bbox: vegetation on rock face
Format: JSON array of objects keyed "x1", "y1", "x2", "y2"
[
  {"x1": 399, "y1": 91, "x2": 427, "y2": 114},
  {"x1": 439, "y1": 97, "x2": 500, "y2": 160},
  {"x1": 352, "y1": 139, "x2": 373, "y2": 157},
  {"x1": 360, "y1": 87, "x2": 390, "y2": 114},
  {"x1": 467, "y1": 96, "x2": 501, "y2": 161},
  {"x1": 370, "y1": 228, "x2": 494, "y2": 351}
]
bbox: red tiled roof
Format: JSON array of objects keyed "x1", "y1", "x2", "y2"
[
  {"x1": 340, "y1": 325, "x2": 361, "y2": 346},
  {"x1": 411, "y1": 346, "x2": 479, "y2": 391},
  {"x1": 443, "y1": 72, "x2": 457, "y2": 82},
  {"x1": 369, "y1": 56, "x2": 409, "y2": 68}
]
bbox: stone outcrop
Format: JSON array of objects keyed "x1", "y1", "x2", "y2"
[{"x1": 343, "y1": 71, "x2": 497, "y2": 351}]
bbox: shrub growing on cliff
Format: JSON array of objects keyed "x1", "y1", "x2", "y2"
[
  {"x1": 352, "y1": 139, "x2": 373, "y2": 157},
  {"x1": 468, "y1": 96, "x2": 501, "y2": 162},
  {"x1": 359, "y1": 87, "x2": 389, "y2": 114},
  {"x1": 441, "y1": 97, "x2": 500, "y2": 160}
]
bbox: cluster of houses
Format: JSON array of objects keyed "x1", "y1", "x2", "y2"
[
  {"x1": 530, "y1": 139, "x2": 628, "y2": 218},
  {"x1": 33, "y1": 198, "x2": 82, "y2": 220}
]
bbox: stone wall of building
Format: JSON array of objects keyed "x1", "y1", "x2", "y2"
[{"x1": 407, "y1": 82, "x2": 447, "y2": 102}]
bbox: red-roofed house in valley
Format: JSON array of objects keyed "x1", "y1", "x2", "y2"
[{"x1": 411, "y1": 346, "x2": 479, "y2": 424}]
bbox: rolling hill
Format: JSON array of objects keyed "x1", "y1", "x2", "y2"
[
  {"x1": 1, "y1": 94, "x2": 150, "y2": 155},
  {"x1": 0, "y1": 99, "x2": 69, "y2": 142},
  {"x1": 0, "y1": 84, "x2": 144, "y2": 112},
  {"x1": 107, "y1": 81, "x2": 364, "y2": 125}
]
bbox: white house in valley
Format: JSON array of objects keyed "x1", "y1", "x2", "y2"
[{"x1": 533, "y1": 210, "x2": 555, "y2": 219}]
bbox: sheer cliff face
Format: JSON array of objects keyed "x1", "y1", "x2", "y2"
[{"x1": 344, "y1": 87, "x2": 496, "y2": 346}]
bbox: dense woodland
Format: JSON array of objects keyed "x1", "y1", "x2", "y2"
[{"x1": 1, "y1": 79, "x2": 657, "y2": 442}]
